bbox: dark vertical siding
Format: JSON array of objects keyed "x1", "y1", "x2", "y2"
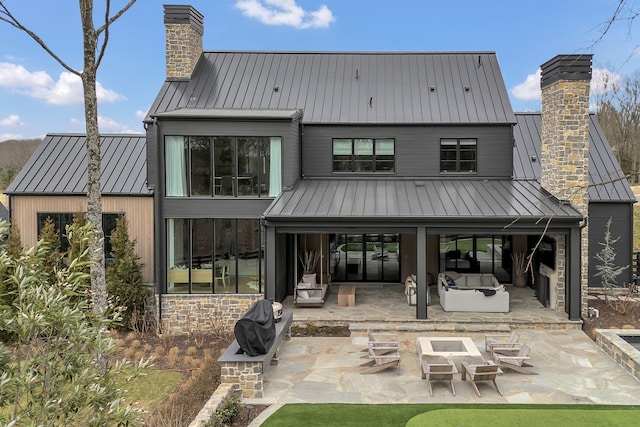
[
  {"x1": 146, "y1": 128, "x2": 158, "y2": 189},
  {"x1": 282, "y1": 118, "x2": 301, "y2": 187},
  {"x1": 301, "y1": 124, "x2": 513, "y2": 178},
  {"x1": 588, "y1": 203, "x2": 634, "y2": 287}
]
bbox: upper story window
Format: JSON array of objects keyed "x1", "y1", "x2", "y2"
[
  {"x1": 165, "y1": 136, "x2": 282, "y2": 198},
  {"x1": 440, "y1": 138, "x2": 477, "y2": 173},
  {"x1": 332, "y1": 138, "x2": 395, "y2": 172}
]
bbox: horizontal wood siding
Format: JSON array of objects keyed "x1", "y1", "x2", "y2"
[
  {"x1": 302, "y1": 125, "x2": 513, "y2": 178},
  {"x1": 588, "y1": 202, "x2": 634, "y2": 287},
  {"x1": 10, "y1": 195, "x2": 155, "y2": 283}
]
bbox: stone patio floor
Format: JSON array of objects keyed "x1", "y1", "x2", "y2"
[{"x1": 247, "y1": 329, "x2": 640, "y2": 425}]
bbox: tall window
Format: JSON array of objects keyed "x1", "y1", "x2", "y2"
[
  {"x1": 166, "y1": 218, "x2": 263, "y2": 294},
  {"x1": 37, "y1": 212, "x2": 121, "y2": 256},
  {"x1": 165, "y1": 136, "x2": 282, "y2": 198},
  {"x1": 332, "y1": 138, "x2": 395, "y2": 172},
  {"x1": 440, "y1": 138, "x2": 477, "y2": 173}
]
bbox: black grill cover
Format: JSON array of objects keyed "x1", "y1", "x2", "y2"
[{"x1": 234, "y1": 300, "x2": 276, "y2": 356}]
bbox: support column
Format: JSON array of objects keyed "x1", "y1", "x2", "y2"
[
  {"x1": 416, "y1": 227, "x2": 427, "y2": 319},
  {"x1": 265, "y1": 225, "x2": 276, "y2": 301},
  {"x1": 568, "y1": 227, "x2": 582, "y2": 320}
]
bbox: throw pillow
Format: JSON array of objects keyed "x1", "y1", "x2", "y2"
[
  {"x1": 298, "y1": 282, "x2": 312, "y2": 289},
  {"x1": 298, "y1": 290, "x2": 310, "y2": 299},
  {"x1": 444, "y1": 274, "x2": 456, "y2": 286}
]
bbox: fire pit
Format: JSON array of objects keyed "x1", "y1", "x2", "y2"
[{"x1": 416, "y1": 336, "x2": 483, "y2": 369}]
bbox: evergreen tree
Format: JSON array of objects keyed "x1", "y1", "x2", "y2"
[
  {"x1": 38, "y1": 217, "x2": 61, "y2": 281},
  {"x1": 106, "y1": 216, "x2": 147, "y2": 328},
  {"x1": 594, "y1": 217, "x2": 630, "y2": 302}
]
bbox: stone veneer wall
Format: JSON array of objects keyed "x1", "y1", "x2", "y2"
[
  {"x1": 555, "y1": 235, "x2": 567, "y2": 311},
  {"x1": 596, "y1": 329, "x2": 640, "y2": 383},
  {"x1": 541, "y1": 70, "x2": 591, "y2": 318},
  {"x1": 165, "y1": 21, "x2": 202, "y2": 79},
  {"x1": 157, "y1": 294, "x2": 263, "y2": 335}
]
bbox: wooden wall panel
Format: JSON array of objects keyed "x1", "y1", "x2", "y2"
[{"x1": 10, "y1": 196, "x2": 155, "y2": 283}]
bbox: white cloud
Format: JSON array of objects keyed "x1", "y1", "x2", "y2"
[
  {"x1": 0, "y1": 114, "x2": 23, "y2": 127},
  {"x1": 0, "y1": 62, "x2": 125, "y2": 106},
  {"x1": 70, "y1": 115, "x2": 141, "y2": 134},
  {"x1": 135, "y1": 110, "x2": 148, "y2": 120},
  {"x1": 511, "y1": 67, "x2": 622, "y2": 101},
  {"x1": 0, "y1": 133, "x2": 23, "y2": 142},
  {"x1": 235, "y1": 0, "x2": 335, "y2": 29}
]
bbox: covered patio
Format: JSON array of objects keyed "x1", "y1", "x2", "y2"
[{"x1": 281, "y1": 283, "x2": 580, "y2": 330}]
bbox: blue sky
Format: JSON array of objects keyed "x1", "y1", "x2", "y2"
[{"x1": 0, "y1": 0, "x2": 639, "y2": 142}]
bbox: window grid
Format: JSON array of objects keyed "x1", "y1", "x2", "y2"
[
  {"x1": 440, "y1": 138, "x2": 477, "y2": 173},
  {"x1": 332, "y1": 138, "x2": 395, "y2": 172}
]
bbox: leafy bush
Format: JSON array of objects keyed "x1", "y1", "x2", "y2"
[{"x1": 205, "y1": 392, "x2": 241, "y2": 427}]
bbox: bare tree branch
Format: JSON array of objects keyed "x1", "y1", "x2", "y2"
[{"x1": 0, "y1": 1, "x2": 80, "y2": 76}]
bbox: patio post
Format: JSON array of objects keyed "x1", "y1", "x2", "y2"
[{"x1": 416, "y1": 227, "x2": 427, "y2": 319}]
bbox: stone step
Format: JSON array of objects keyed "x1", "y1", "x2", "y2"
[{"x1": 348, "y1": 321, "x2": 511, "y2": 334}]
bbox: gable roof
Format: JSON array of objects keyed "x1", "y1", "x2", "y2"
[
  {"x1": 513, "y1": 113, "x2": 636, "y2": 203},
  {"x1": 148, "y1": 51, "x2": 516, "y2": 125},
  {"x1": 6, "y1": 134, "x2": 151, "y2": 196}
]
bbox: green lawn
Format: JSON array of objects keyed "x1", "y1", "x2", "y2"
[{"x1": 261, "y1": 404, "x2": 640, "y2": 427}]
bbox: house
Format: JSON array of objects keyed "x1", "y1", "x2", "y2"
[
  {"x1": 143, "y1": 4, "x2": 634, "y2": 330},
  {"x1": 5, "y1": 134, "x2": 155, "y2": 283}
]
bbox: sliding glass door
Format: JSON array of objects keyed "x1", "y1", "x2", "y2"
[{"x1": 330, "y1": 234, "x2": 400, "y2": 282}]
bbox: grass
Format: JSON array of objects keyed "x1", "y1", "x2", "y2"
[
  {"x1": 261, "y1": 404, "x2": 640, "y2": 427},
  {"x1": 123, "y1": 368, "x2": 183, "y2": 417}
]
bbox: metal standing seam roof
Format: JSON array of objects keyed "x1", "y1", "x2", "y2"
[
  {"x1": 6, "y1": 134, "x2": 151, "y2": 196},
  {"x1": 148, "y1": 51, "x2": 516, "y2": 125},
  {"x1": 513, "y1": 113, "x2": 636, "y2": 203},
  {"x1": 263, "y1": 179, "x2": 582, "y2": 222}
]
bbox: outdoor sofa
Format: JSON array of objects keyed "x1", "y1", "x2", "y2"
[{"x1": 437, "y1": 271, "x2": 509, "y2": 312}]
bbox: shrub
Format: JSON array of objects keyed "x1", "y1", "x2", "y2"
[
  {"x1": 106, "y1": 216, "x2": 148, "y2": 328},
  {"x1": 205, "y1": 392, "x2": 241, "y2": 427}
]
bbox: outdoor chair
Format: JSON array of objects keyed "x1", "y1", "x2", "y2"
[
  {"x1": 421, "y1": 359, "x2": 457, "y2": 396},
  {"x1": 461, "y1": 360, "x2": 503, "y2": 397},
  {"x1": 491, "y1": 343, "x2": 537, "y2": 375},
  {"x1": 360, "y1": 345, "x2": 400, "y2": 374},
  {"x1": 362, "y1": 330, "x2": 400, "y2": 356},
  {"x1": 484, "y1": 330, "x2": 521, "y2": 352}
]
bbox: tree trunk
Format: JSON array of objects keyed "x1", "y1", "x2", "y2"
[{"x1": 80, "y1": 0, "x2": 106, "y2": 316}]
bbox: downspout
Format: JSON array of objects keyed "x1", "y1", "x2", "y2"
[{"x1": 151, "y1": 116, "x2": 163, "y2": 331}]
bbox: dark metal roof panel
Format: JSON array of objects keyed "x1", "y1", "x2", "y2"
[
  {"x1": 264, "y1": 179, "x2": 581, "y2": 220},
  {"x1": 6, "y1": 134, "x2": 151, "y2": 196},
  {"x1": 147, "y1": 51, "x2": 517, "y2": 125},
  {"x1": 513, "y1": 113, "x2": 636, "y2": 202}
]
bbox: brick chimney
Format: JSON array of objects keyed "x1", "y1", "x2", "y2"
[
  {"x1": 164, "y1": 5, "x2": 204, "y2": 79},
  {"x1": 540, "y1": 54, "x2": 592, "y2": 315}
]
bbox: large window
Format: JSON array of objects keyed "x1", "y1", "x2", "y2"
[
  {"x1": 165, "y1": 136, "x2": 282, "y2": 198},
  {"x1": 166, "y1": 218, "x2": 263, "y2": 294},
  {"x1": 37, "y1": 212, "x2": 121, "y2": 256},
  {"x1": 332, "y1": 138, "x2": 395, "y2": 172},
  {"x1": 440, "y1": 138, "x2": 477, "y2": 173}
]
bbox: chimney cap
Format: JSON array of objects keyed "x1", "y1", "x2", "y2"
[
  {"x1": 164, "y1": 5, "x2": 204, "y2": 33},
  {"x1": 540, "y1": 54, "x2": 592, "y2": 88}
]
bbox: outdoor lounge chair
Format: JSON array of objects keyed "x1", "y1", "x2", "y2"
[
  {"x1": 461, "y1": 360, "x2": 503, "y2": 397},
  {"x1": 371, "y1": 244, "x2": 389, "y2": 260},
  {"x1": 484, "y1": 330, "x2": 521, "y2": 352},
  {"x1": 491, "y1": 343, "x2": 537, "y2": 375},
  {"x1": 362, "y1": 330, "x2": 400, "y2": 356},
  {"x1": 360, "y1": 345, "x2": 400, "y2": 374},
  {"x1": 421, "y1": 360, "x2": 457, "y2": 396}
]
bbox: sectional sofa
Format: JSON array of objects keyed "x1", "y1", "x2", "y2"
[{"x1": 437, "y1": 271, "x2": 509, "y2": 312}]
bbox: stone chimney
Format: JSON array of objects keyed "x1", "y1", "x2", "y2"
[
  {"x1": 164, "y1": 5, "x2": 204, "y2": 79},
  {"x1": 540, "y1": 54, "x2": 592, "y2": 315}
]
